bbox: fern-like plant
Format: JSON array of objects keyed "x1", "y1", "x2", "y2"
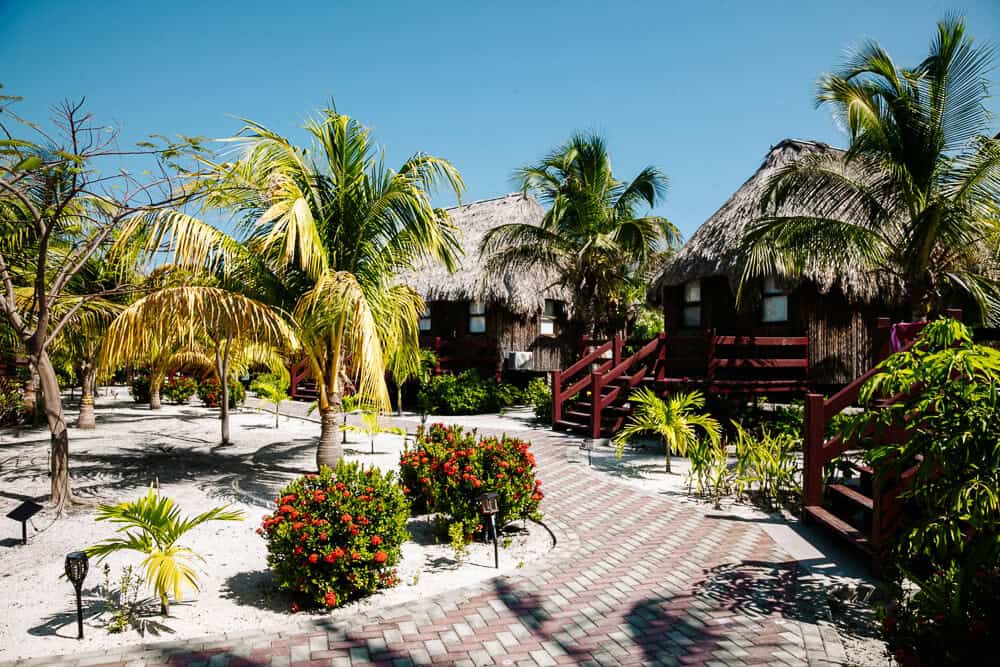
[
  {"x1": 86, "y1": 484, "x2": 245, "y2": 614},
  {"x1": 614, "y1": 388, "x2": 721, "y2": 474}
]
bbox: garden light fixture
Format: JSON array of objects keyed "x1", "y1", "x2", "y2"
[
  {"x1": 64, "y1": 551, "x2": 89, "y2": 639},
  {"x1": 477, "y1": 492, "x2": 500, "y2": 569}
]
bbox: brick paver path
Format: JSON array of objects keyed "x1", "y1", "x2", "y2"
[{"x1": 8, "y1": 425, "x2": 847, "y2": 667}]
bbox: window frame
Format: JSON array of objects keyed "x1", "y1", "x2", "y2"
[
  {"x1": 540, "y1": 299, "x2": 562, "y2": 337},
  {"x1": 418, "y1": 304, "x2": 432, "y2": 333},
  {"x1": 468, "y1": 300, "x2": 487, "y2": 335},
  {"x1": 682, "y1": 279, "x2": 702, "y2": 328},
  {"x1": 761, "y1": 277, "x2": 789, "y2": 323}
]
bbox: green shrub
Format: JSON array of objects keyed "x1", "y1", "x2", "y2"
[
  {"x1": 523, "y1": 377, "x2": 552, "y2": 421},
  {"x1": 162, "y1": 376, "x2": 197, "y2": 404},
  {"x1": 130, "y1": 374, "x2": 151, "y2": 403},
  {"x1": 631, "y1": 306, "x2": 664, "y2": 341},
  {"x1": 843, "y1": 318, "x2": 1000, "y2": 663},
  {"x1": 0, "y1": 377, "x2": 23, "y2": 426},
  {"x1": 399, "y1": 424, "x2": 543, "y2": 535},
  {"x1": 197, "y1": 377, "x2": 245, "y2": 408},
  {"x1": 730, "y1": 421, "x2": 799, "y2": 510},
  {"x1": 416, "y1": 370, "x2": 522, "y2": 415},
  {"x1": 259, "y1": 461, "x2": 409, "y2": 610}
]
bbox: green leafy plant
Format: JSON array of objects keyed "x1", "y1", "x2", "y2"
[
  {"x1": 630, "y1": 306, "x2": 664, "y2": 341},
  {"x1": 161, "y1": 375, "x2": 198, "y2": 405},
  {"x1": 416, "y1": 370, "x2": 524, "y2": 415},
  {"x1": 614, "y1": 388, "x2": 721, "y2": 474},
  {"x1": 100, "y1": 563, "x2": 151, "y2": 634},
  {"x1": 251, "y1": 372, "x2": 291, "y2": 428},
  {"x1": 342, "y1": 410, "x2": 405, "y2": 454},
  {"x1": 730, "y1": 421, "x2": 799, "y2": 510},
  {"x1": 399, "y1": 424, "x2": 543, "y2": 535},
  {"x1": 87, "y1": 484, "x2": 245, "y2": 614},
  {"x1": 0, "y1": 376, "x2": 23, "y2": 426},
  {"x1": 130, "y1": 373, "x2": 151, "y2": 404},
  {"x1": 448, "y1": 521, "x2": 470, "y2": 562},
  {"x1": 523, "y1": 377, "x2": 552, "y2": 422},
  {"x1": 843, "y1": 318, "x2": 1000, "y2": 663},
  {"x1": 259, "y1": 461, "x2": 409, "y2": 610}
]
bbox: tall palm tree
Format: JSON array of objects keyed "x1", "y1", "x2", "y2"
[
  {"x1": 480, "y1": 133, "x2": 679, "y2": 338},
  {"x1": 740, "y1": 18, "x2": 1000, "y2": 321},
  {"x1": 123, "y1": 106, "x2": 463, "y2": 466},
  {"x1": 613, "y1": 388, "x2": 721, "y2": 474}
]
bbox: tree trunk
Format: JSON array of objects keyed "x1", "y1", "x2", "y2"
[
  {"x1": 274, "y1": 402, "x2": 280, "y2": 428},
  {"x1": 36, "y1": 352, "x2": 75, "y2": 509},
  {"x1": 23, "y1": 362, "x2": 39, "y2": 425},
  {"x1": 317, "y1": 408, "x2": 342, "y2": 470},
  {"x1": 663, "y1": 437, "x2": 672, "y2": 475},
  {"x1": 149, "y1": 379, "x2": 162, "y2": 410},
  {"x1": 77, "y1": 364, "x2": 96, "y2": 429},
  {"x1": 217, "y1": 339, "x2": 231, "y2": 446}
]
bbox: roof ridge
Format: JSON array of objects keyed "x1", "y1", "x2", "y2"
[{"x1": 445, "y1": 192, "x2": 528, "y2": 210}]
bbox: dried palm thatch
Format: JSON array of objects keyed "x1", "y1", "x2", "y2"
[
  {"x1": 398, "y1": 193, "x2": 569, "y2": 315},
  {"x1": 650, "y1": 139, "x2": 904, "y2": 305}
]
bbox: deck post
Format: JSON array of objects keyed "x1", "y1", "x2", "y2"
[
  {"x1": 803, "y1": 393, "x2": 826, "y2": 507},
  {"x1": 590, "y1": 371, "x2": 604, "y2": 440},
  {"x1": 551, "y1": 370, "x2": 562, "y2": 426},
  {"x1": 612, "y1": 334, "x2": 623, "y2": 368},
  {"x1": 705, "y1": 329, "x2": 717, "y2": 385},
  {"x1": 656, "y1": 333, "x2": 667, "y2": 382}
]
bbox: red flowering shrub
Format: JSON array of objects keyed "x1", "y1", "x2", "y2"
[
  {"x1": 259, "y1": 460, "x2": 409, "y2": 610},
  {"x1": 197, "y1": 377, "x2": 245, "y2": 408},
  {"x1": 399, "y1": 423, "x2": 543, "y2": 535}
]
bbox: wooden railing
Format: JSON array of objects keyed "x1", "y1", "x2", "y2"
[
  {"x1": 551, "y1": 337, "x2": 616, "y2": 425},
  {"x1": 588, "y1": 334, "x2": 664, "y2": 438}
]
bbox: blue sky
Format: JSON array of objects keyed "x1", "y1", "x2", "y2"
[{"x1": 2, "y1": 1, "x2": 998, "y2": 240}]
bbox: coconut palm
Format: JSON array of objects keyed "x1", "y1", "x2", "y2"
[
  {"x1": 739, "y1": 18, "x2": 1000, "y2": 322},
  {"x1": 101, "y1": 287, "x2": 294, "y2": 444},
  {"x1": 122, "y1": 106, "x2": 463, "y2": 467},
  {"x1": 87, "y1": 483, "x2": 244, "y2": 615},
  {"x1": 614, "y1": 388, "x2": 721, "y2": 474},
  {"x1": 480, "y1": 133, "x2": 679, "y2": 338}
]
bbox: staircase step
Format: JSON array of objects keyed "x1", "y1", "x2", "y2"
[
  {"x1": 803, "y1": 505, "x2": 872, "y2": 555},
  {"x1": 828, "y1": 484, "x2": 873, "y2": 511}
]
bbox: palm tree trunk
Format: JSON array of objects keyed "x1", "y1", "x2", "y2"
[
  {"x1": 24, "y1": 361, "x2": 39, "y2": 425},
  {"x1": 77, "y1": 364, "x2": 96, "y2": 429},
  {"x1": 317, "y1": 407, "x2": 342, "y2": 470},
  {"x1": 216, "y1": 338, "x2": 231, "y2": 446},
  {"x1": 663, "y1": 437, "x2": 671, "y2": 474},
  {"x1": 149, "y1": 373, "x2": 163, "y2": 410},
  {"x1": 273, "y1": 402, "x2": 280, "y2": 428}
]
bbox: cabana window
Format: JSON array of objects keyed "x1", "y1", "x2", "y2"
[
  {"x1": 418, "y1": 305, "x2": 432, "y2": 332},
  {"x1": 468, "y1": 301, "x2": 486, "y2": 334},
  {"x1": 682, "y1": 280, "x2": 702, "y2": 327},
  {"x1": 762, "y1": 277, "x2": 788, "y2": 323},
  {"x1": 540, "y1": 299, "x2": 562, "y2": 336}
]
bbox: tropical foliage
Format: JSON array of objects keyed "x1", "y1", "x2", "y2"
[
  {"x1": 251, "y1": 371, "x2": 291, "y2": 427},
  {"x1": 843, "y1": 318, "x2": 1000, "y2": 663},
  {"x1": 614, "y1": 388, "x2": 721, "y2": 474},
  {"x1": 416, "y1": 370, "x2": 524, "y2": 415},
  {"x1": 259, "y1": 461, "x2": 409, "y2": 610},
  {"x1": 480, "y1": 133, "x2": 679, "y2": 337},
  {"x1": 399, "y1": 424, "x2": 543, "y2": 535},
  {"x1": 162, "y1": 375, "x2": 198, "y2": 405},
  {"x1": 124, "y1": 105, "x2": 464, "y2": 467},
  {"x1": 87, "y1": 484, "x2": 244, "y2": 614},
  {"x1": 740, "y1": 18, "x2": 1000, "y2": 323}
]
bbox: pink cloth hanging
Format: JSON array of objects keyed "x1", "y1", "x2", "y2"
[{"x1": 890, "y1": 321, "x2": 927, "y2": 351}]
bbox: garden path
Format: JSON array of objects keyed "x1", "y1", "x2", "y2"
[{"x1": 6, "y1": 411, "x2": 851, "y2": 667}]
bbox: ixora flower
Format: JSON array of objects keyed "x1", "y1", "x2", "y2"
[{"x1": 260, "y1": 461, "x2": 409, "y2": 610}]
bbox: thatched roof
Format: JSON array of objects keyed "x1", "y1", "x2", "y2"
[
  {"x1": 650, "y1": 139, "x2": 899, "y2": 305},
  {"x1": 398, "y1": 193, "x2": 568, "y2": 315}
]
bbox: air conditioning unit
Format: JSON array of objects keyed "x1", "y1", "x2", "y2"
[{"x1": 507, "y1": 351, "x2": 533, "y2": 370}]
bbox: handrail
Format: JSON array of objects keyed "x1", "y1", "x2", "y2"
[
  {"x1": 552, "y1": 337, "x2": 616, "y2": 426},
  {"x1": 597, "y1": 335, "x2": 662, "y2": 410},
  {"x1": 562, "y1": 339, "x2": 613, "y2": 379}
]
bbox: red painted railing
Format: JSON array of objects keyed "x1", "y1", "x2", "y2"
[
  {"x1": 589, "y1": 334, "x2": 664, "y2": 438},
  {"x1": 551, "y1": 337, "x2": 616, "y2": 425}
]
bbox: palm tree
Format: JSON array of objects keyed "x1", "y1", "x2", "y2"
[
  {"x1": 250, "y1": 371, "x2": 290, "y2": 428},
  {"x1": 614, "y1": 388, "x2": 721, "y2": 474},
  {"x1": 87, "y1": 483, "x2": 244, "y2": 615},
  {"x1": 480, "y1": 133, "x2": 680, "y2": 338},
  {"x1": 101, "y1": 286, "x2": 293, "y2": 444},
  {"x1": 123, "y1": 106, "x2": 463, "y2": 468},
  {"x1": 739, "y1": 18, "x2": 1000, "y2": 322}
]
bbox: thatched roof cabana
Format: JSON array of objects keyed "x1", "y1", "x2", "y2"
[
  {"x1": 399, "y1": 193, "x2": 568, "y2": 315},
  {"x1": 650, "y1": 139, "x2": 899, "y2": 306}
]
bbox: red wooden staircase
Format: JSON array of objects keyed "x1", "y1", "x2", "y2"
[{"x1": 552, "y1": 332, "x2": 809, "y2": 439}]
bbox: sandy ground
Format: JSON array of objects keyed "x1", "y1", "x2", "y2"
[{"x1": 0, "y1": 393, "x2": 552, "y2": 661}]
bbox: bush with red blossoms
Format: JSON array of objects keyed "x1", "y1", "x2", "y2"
[
  {"x1": 259, "y1": 460, "x2": 409, "y2": 610},
  {"x1": 399, "y1": 423, "x2": 543, "y2": 536}
]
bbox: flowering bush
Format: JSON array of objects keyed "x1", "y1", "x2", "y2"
[
  {"x1": 259, "y1": 461, "x2": 409, "y2": 610},
  {"x1": 399, "y1": 424, "x2": 543, "y2": 535},
  {"x1": 162, "y1": 375, "x2": 198, "y2": 404},
  {"x1": 197, "y1": 377, "x2": 245, "y2": 408}
]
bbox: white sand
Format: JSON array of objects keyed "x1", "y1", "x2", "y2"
[{"x1": 0, "y1": 394, "x2": 552, "y2": 661}]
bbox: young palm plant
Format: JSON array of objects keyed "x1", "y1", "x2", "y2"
[
  {"x1": 86, "y1": 484, "x2": 244, "y2": 615},
  {"x1": 480, "y1": 133, "x2": 680, "y2": 337},
  {"x1": 250, "y1": 371, "x2": 291, "y2": 428},
  {"x1": 740, "y1": 18, "x2": 1000, "y2": 322},
  {"x1": 614, "y1": 388, "x2": 721, "y2": 474}
]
